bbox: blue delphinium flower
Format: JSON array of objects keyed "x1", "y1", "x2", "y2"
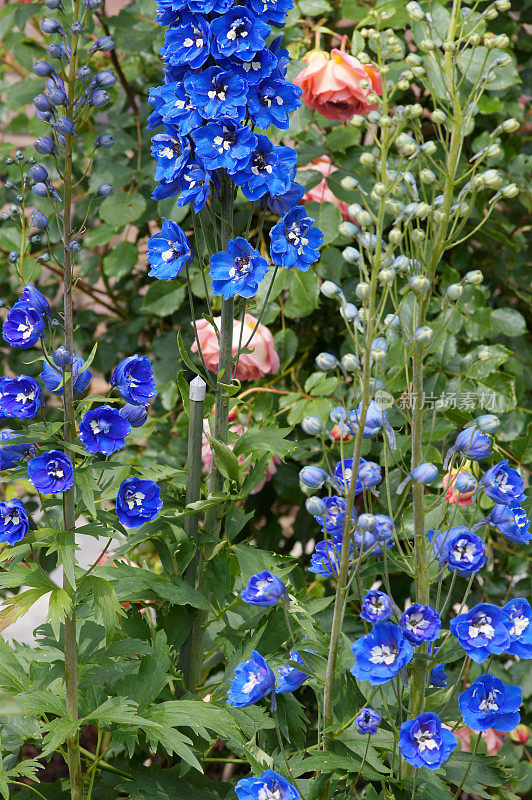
[
  {"x1": 0, "y1": 376, "x2": 42, "y2": 419},
  {"x1": 350, "y1": 622, "x2": 414, "y2": 685},
  {"x1": 450, "y1": 602, "x2": 512, "y2": 663},
  {"x1": 347, "y1": 400, "x2": 396, "y2": 450},
  {"x1": 446, "y1": 530, "x2": 487, "y2": 575},
  {"x1": 355, "y1": 707, "x2": 382, "y2": 735},
  {"x1": 241, "y1": 570, "x2": 287, "y2": 606},
  {"x1": 0, "y1": 428, "x2": 35, "y2": 470},
  {"x1": 79, "y1": 405, "x2": 131, "y2": 455},
  {"x1": 27, "y1": 450, "x2": 74, "y2": 493},
  {"x1": 308, "y1": 534, "x2": 354, "y2": 578},
  {"x1": 116, "y1": 477, "x2": 162, "y2": 528},
  {"x1": 480, "y1": 460, "x2": 525, "y2": 504},
  {"x1": 20, "y1": 284, "x2": 51, "y2": 317},
  {"x1": 373, "y1": 515, "x2": 395, "y2": 554},
  {"x1": 399, "y1": 713, "x2": 456, "y2": 769},
  {"x1": 360, "y1": 590, "x2": 393, "y2": 623},
  {"x1": 276, "y1": 650, "x2": 311, "y2": 694},
  {"x1": 151, "y1": 130, "x2": 191, "y2": 187},
  {"x1": 185, "y1": 67, "x2": 246, "y2": 121},
  {"x1": 40, "y1": 353, "x2": 92, "y2": 395},
  {"x1": 3, "y1": 304, "x2": 45, "y2": 349},
  {"x1": 193, "y1": 120, "x2": 257, "y2": 172},
  {"x1": 227, "y1": 650, "x2": 275, "y2": 707},
  {"x1": 248, "y1": 0, "x2": 294, "y2": 27},
  {"x1": 147, "y1": 218, "x2": 193, "y2": 280},
  {"x1": 219, "y1": 48, "x2": 277, "y2": 86},
  {"x1": 111, "y1": 355, "x2": 157, "y2": 405},
  {"x1": 444, "y1": 426, "x2": 492, "y2": 468},
  {"x1": 177, "y1": 161, "x2": 211, "y2": 212},
  {"x1": 210, "y1": 8, "x2": 270, "y2": 62},
  {"x1": 358, "y1": 460, "x2": 383, "y2": 489},
  {"x1": 235, "y1": 770, "x2": 299, "y2": 800},
  {"x1": 209, "y1": 237, "x2": 269, "y2": 299},
  {"x1": 156, "y1": 81, "x2": 204, "y2": 135},
  {"x1": 314, "y1": 496, "x2": 353, "y2": 535},
  {"x1": 333, "y1": 458, "x2": 363, "y2": 495},
  {"x1": 268, "y1": 181, "x2": 305, "y2": 216},
  {"x1": 459, "y1": 674, "x2": 522, "y2": 732},
  {"x1": 487, "y1": 503, "x2": 531, "y2": 545},
  {"x1": 430, "y1": 662, "x2": 448, "y2": 687},
  {"x1": 400, "y1": 604, "x2": 441, "y2": 646},
  {"x1": 232, "y1": 135, "x2": 296, "y2": 201},
  {"x1": 270, "y1": 205, "x2": 323, "y2": 271},
  {"x1": 0, "y1": 499, "x2": 30, "y2": 545},
  {"x1": 502, "y1": 597, "x2": 532, "y2": 659},
  {"x1": 119, "y1": 404, "x2": 148, "y2": 428},
  {"x1": 161, "y1": 13, "x2": 211, "y2": 70},
  {"x1": 248, "y1": 77, "x2": 301, "y2": 129}
]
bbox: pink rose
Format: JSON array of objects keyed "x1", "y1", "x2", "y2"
[
  {"x1": 300, "y1": 155, "x2": 354, "y2": 222},
  {"x1": 294, "y1": 48, "x2": 382, "y2": 122},
  {"x1": 201, "y1": 420, "x2": 278, "y2": 495},
  {"x1": 191, "y1": 313, "x2": 280, "y2": 382}
]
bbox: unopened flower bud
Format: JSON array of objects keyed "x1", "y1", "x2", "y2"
[
  {"x1": 96, "y1": 183, "x2": 113, "y2": 196},
  {"x1": 321, "y1": 280, "x2": 343, "y2": 299},
  {"x1": 301, "y1": 416, "x2": 324, "y2": 435},
  {"x1": 464, "y1": 270, "x2": 483, "y2": 285},
  {"x1": 474, "y1": 414, "x2": 500, "y2": 433},
  {"x1": 342, "y1": 246, "x2": 360, "y2": 263},
  {"x1": 31, "y1": 210, "x2": 49, "y2": 230},
  {"x1": 378, "y1": 269, "x2": 394, "y2": 286},
  {"x1": 413, "y1": 325, "x2": 433, "y2": 343},
  {"x1": 411, "y1": 463, "x2": 438, "y2": 484},
  {"x1": 406, "y1": 1, "x2": 425, "y2": 21},
  {"x1": 90, "y1": 36, "x2": 115, "y2": 52},
  {"x1": 358, "y1": 513, "x2": 376, "y2": 531},
  {"x1": 432, "y1": 110, "x2": 447, "y2": 124},
  {"x1": 446, "y1": 284, "x2": 463, "y2": 301},
  {"x1": 356, "y1": 282, "x2": 370, "y2": 300},
  {"x1": 95, "y1": 134, "x2": 114, "y2": 149},
  {"x1": 78, "y1": 65, "x2": 93, "y2": 82},
  {"x1": 340, "y1": 303, "x2": 360, "y2": 322},
  {"x1": 120, "y1": 403, "x2": 148, "y2": 428},
  {"x1": 420, "y1": 169, "x2": 436, "y2": 184},
  {"x1": 299, "y1": 466, "x2": 329, "y2": 489},
  {"x1": 341, "y1": 353, "x2": 360, "y2": 372},
  {"x1": 388, "y1": 228, "x2": 403, "y2": 245},
  {"x1": 341, "y1": 175, "x2": 359, "y2": 191},
  {"x1": 53, "y1": 347, "x2": 73, "y2": 367},
  {"x1": 33, "y1": 60, "x2": 54, "y2": 76},
  {"x1": 501, "y1": 118, "x2": 519, "y2": 133},
  {"x1": 385, "y1": 313, "x2": 400, "y2": 329},
  {"x1": 454, "y1": 472, "x2": 476, "y2": 493},
  {"x1": 482, "y1": 169, "x2": 502, "y2": 188},
  {"x1": 360, "y1": 152, "x2": 376, "y2": 167},
  {"x1": 305, "y1": 496, "x2": 327, "y2": 516},
  {"x1": 409, "y1": 275, "x2": 431, "y2": 294},
  {"x1": 339, "y1": 221, "x2": 358, "y2": 238},
  {"x1": 371, "y1": 337, "x2": 388, "y2": 362},
  {"x1": 34, "y1": 136, "x2": 56, "y2": 155},
  {"x1": 500, "y1": 183, "x2": 519, "y2": 198},
  {"x1": 420, "y1": 39, "x2": 435, "y2": 51},
  {"x1": 330, "y1": 406, "x2": 347, "y2": 424},
  {"x1": 509, "y1": 724, "x2": 529, "y2": 745},
  {"x1": 419, "y1": 141, "x2": 436, "y2": 155},
  {"x1": 316, "y1": 352, "x2": 339, "y2": 371}
]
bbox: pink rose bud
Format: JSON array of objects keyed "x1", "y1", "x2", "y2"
[
  {"x1": 191, "y1": 313, "x2": 280, "y2": 382},
  {"x1": 294, "y1": 48, "x2": 382, "y2": 122},
  {"x1": 509, "y1": 724, "x2": 530, "y2": 745}
]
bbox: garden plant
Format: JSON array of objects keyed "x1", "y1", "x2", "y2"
[{"x1": 0, "y1": 0, "x2": 530, "y2": 799}]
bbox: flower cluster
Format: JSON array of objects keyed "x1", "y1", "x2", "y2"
[
  {"x1": 146, "y1": 0, "x2": 323, "y2": 294},
  {"x1": 2, "y1": 284, "x2": 49, "y2": 350}
]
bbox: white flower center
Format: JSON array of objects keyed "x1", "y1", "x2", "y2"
[
  {"x1": 258, "y1": 788, "x2": 282, "y2": 800},
  {"x1": 478, "y1": 690, "x2": 499, "y2": 712},
  {"x1": 468, "y1": 615, "x2": 494, "y2": 639},
  {"x1": 242, "y1": 671, "x2": 261, "y2": 694},
  {"x1": 126, "y1": 491, "x2": 145, "y2": 510},
  {"x1": 369, "y1": 644, "x2": 397, "y2": 665},
  {"x1": 17, "y1": 321, "x2": 33, "y2": 339},
  {"x1": 16, "y1": 390, "x2": 34, "y2": 404},
  {"x1": 452, "y1": 538, "x2": 476, "y2": 562},
  {"x1": 413, "y1": 728, "x2": 437, "y2": 752},
  {"x1": 510, "y1": 614, "x2": 529, "y2": 637}
]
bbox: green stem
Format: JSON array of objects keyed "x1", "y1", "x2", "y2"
[
  {"x1": 62, "y1": 3, "x2": 83, "y2": 798},
  {"x1": 184, "y1": 173, "x2": 235, "y2": 693}
]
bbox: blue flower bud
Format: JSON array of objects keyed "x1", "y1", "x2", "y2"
[
  {"x1": 70, "y1": 22, "x2": 83, "y2": 35},
  {"x1": 53, "y1": 347, "x2": 73, "y2": 367},
  {"x1": 31, "y1": 210, "x2": 49, "y2": 230},
  {"x1": 32, "y1": 182, "x2": 49, "y2": 198},
  {"x1": 56, "y1": 133, "x2": 66, "y2": 149},
  {"x1": 33, "y1": 60, "x2": 54, "y2": 76},
  {"x1": 44, "y1": 0, "x2": 63, "y2": 7},
  {"x1": 40, "y1": 18, "x2": 65, "y2": 35},
  {"x1": 119, "y1": 403, "x2": 148, "y2": 428},
  {"x1": 95, "y1": 134, "x2": 114, "y2": 149},
  {"x1": 411, "y1": 463, "x2": 438, "y2": 484},
  {"x1": 454, "y1": 472, "x2": 476, "y2": 493},
  {"x1": 301, "y1": 416, "x2": 323, "y2": 435},
  {"x1": 33, "y1": 93, "x2": 53, "y2": 112},
  {"x1": 66, "y1": 240, "x2": 81, "y2": 254},
  {"x1": 55, "y1": 117, "x2": 76, "y2": 136},
  {"x1": 358, "y1": 513, "x2": 376, "y2": 531},
  {"x1": 96, "y1": 184, "x2": 113, "y2": 197},
  {"x1": 94, "y1": 70, "x2": 117, "y2": 87},
  {"x1": 85, "y1": 0, "x2": 103, "y2": 7},
  {"x1": 305, "y1": 496, "x2": 327, "y2": 516},
  {"x1": 316, "y1": 352, "x2": 339, "y2": 371},
  {"x1": 90, "y1": 36, "x2": 115, "y2": 52},
  {"x1": 37, "y1": 252, "x2": 51, "y2": 262},
  {"x1": 77, "y1": 66, "x2": 93, "y2": 82},
  {"x1": 330, "y1": 406, "x2": 347, "y2": 424},
  {"x1": 299, "y1": 466, "x2": 329, "y2": 489},
  {"x1": 49, "y1": 87, "x2": 68, "y2": 105},
  {"x1": 8, "y1": 251, "x2": 18, "y2": 263},
  {"x1": 370, "y1": 337, "x2": 388, "y2": 362},
  {"x1": 320, "y1": 280, "x2": 343, "y2": 299},
  {"x1": 90, "y1": 88, "x2": 109, "y2": 107},
  {"x1": 341, "y1": 303, "x2": 361, "y2": 322},
  {"x1": 47, "y1": 43, "x2": 63, "y2": 60},
  {"x1": 412, "y1": 325, "x2": 433, "y2": 343},
  {"x1": 34, "y1": 136, "x2": 56, "y2": 155},
  {"x1": 472, "y1": 414, "x2": 500, "y2": 433},
  {"x1": 30, "y1": 166, "x2": 47, "y2": 186}
]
